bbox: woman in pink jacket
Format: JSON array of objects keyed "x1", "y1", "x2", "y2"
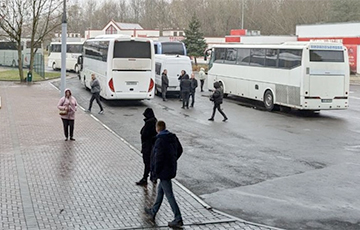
[{"x1": 57, "y1": 88, "x2": 78, "y2": 141}]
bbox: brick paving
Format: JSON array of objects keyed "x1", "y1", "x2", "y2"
[{"x1": 0, "y1": 81, "x2": 282, "y2": 230}]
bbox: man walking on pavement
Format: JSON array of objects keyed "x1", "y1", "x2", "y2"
[
  {"x1": 145, "y1": 120, "x2": 184, "y2": 228},
  {"x1": 86, "y1": 73, "x2": 104, "y2": 114},
  {"x1": 161, "y1": 69, "x2": 169, "y2": 101},
  {"x1": 190, "y1": 73, "x2": 198, "y2": 107},
  {"x1": 208, "y1": 81, "x2": 228, "y2": 122}
]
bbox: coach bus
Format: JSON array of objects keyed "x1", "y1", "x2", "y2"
[
  {"x1": 154, "y1": 41, "x2": 187, "y2": 55},
  {"x1": 0, "y1": 39, "x2": 43, "y2": 67},
  {"x1": 205, "y1": 41, "x2": 349, "y2": 111},
  {"x1": 79, "y1": 34, "x2": 155, "y2": 100},
  {"x1": 48, "y1": 41, "x2": 83, "y2": 72}
]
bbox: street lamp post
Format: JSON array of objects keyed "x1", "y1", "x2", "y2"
[
  {"x1": 241, "y1": 0, "x2": 245, "y2": 29},
  {"x1": 60, "y1": 0, "x2": 67, "y2": 96}
]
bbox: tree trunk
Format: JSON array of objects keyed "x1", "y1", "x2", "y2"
[{"x1": 17, "y1": 46, "x2": 24, "y2": 82}]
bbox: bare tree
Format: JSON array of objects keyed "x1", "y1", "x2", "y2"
[
  {"x1": 28, "y1": 0, "x2": 62, "y2": 78},
  {"x1": 0, "y1": 0, "x2": 28, "y2": 81}
]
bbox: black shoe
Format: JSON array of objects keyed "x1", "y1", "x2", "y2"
[
  {"x1": 186, "y1": 106, "x2": 189, "y2": 109},
  {"x1": 144, "y1": 207, "x2": 155, "y2": 221},
  {"x1": 222, "y1": 118, "x2": 228, "y2": 122},
  {"x1": 70, "y1": 137, "x2": 75, "y2": 141},
  {"x1": 181, "y1": 106, "x2": 185, "y2": 109},
  {"x1": 151, "y1": 178, "x2": 157, "y2": 184},
  {"x1": 168, "y1": 219, "x2": 183, "y2": 228},
  {"x1": 65, "y1": 138, "x2": 68, "y2": 141},
  {"x1": 190, "y1": 105, "x2": 194, "y2": 107},
  {"x1": 208, "y1": 118, "x2": 214, "y2": 121},
  {"x1": 136, "y1": 178, "x2": 147, "y2": 186}
]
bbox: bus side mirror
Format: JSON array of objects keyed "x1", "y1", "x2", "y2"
[{"x1": 77, "y1": 55, "x2": 83, "y2": 65}]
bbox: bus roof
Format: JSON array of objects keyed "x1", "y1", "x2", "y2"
[
  {"x1": 87, "y1": 35, "x2": 152, "y2": 43},
  {"x1": 210, "y1": 41, "x2": 344, "y2": 50},
  {"x1": 154, "y1": 54, "x2": 190, "y2": 61},
  {"x1": 50, "y1": 41, "x2": 84, "y2": 45}
]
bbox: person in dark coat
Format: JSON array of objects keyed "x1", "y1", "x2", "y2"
[
  {"x1": 136, "y1": 108, "x2": 157, "y2": 186},
  {"x1": 189, "y1": 73, "x2": 198, "y2": 107},
  {"x1": 178, "y1": 70, "x2": 188, "y2": 101},
  {"x1": 86, "y1": 73, "x2": 104, "y2": 114},
  {"x1": 180, "y1": 74, "x2": 191, "y2": 109},
  {"x1": 208, "y1": 81, "x2": 228, "y2": 122},
  {"x1": 161, "y1": 69, "x2": 169, "y2": 101},
  {"x1": 145, "y1": 120, "x2": 183, "y2": 228}
]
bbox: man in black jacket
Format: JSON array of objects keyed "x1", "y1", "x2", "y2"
[
  {"x1": 208, "y1": 81, "x2": 228, "y2": 122},
  {"x1": 161, "y1": 69, "x2": 169, "y2": 101},
  {"x1": 136, "y1": 108, "x2": 157, "y2": 186},
  {"x1": 180, "y1": 74, "x2": 191, "y2": 109},
  {"x1": 145, "y1": 120, "x2": 183, "y2": 228},
  {"x1": 189, "y1": 73, "x2": 198, "y2": 107}
]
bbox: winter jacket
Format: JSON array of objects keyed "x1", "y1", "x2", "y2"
[
  {"x1": 180, "y1": 75, "x2": 191, "y2": 93},
  {"x1": 152, "y1": 130, "x2": 183, "y2": 180},
  {"x1": 161, "y1": 73, "x2": 169, "y2": 90},
  {"x1": 199, "y1": 68, "x2": 206, "y2": 80},
  {"x1": 190, "y1": 78, "x2": 198, "y2": 93},
  {"x1": 140, "y1": 108, "x2": 157, "y2": 155},
  {"x1": 90, "y1": 78, "x2": 101, "y2": 94},
  {"x1": 57, "y1": 88, "x2": 77, "y2": 120},
  {"x1": 211, "y1": 82, "x2": 223, "y2": 105}
]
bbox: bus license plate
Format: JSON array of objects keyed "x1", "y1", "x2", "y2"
[
  {"x1": 126, "y1": 82, "x2": 138, "y2": 85},
  {"x1": 321, "y1": 99, "x2": 332, "y2": 103}
]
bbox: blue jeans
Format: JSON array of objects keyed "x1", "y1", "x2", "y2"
[{"x1": 151, "y1": 179, "x2": 182, "y2": 221}]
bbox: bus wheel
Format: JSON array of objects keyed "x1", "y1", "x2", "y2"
[
  {"x1": 264, "y1": 90, "x2": 274, "y2": 111},
  {"x1": 223, "y1": 93, "x2": 228, "y2": 98},
  {"x1": 74, "y1": 64, "x2": 79, "y2": 73},
  {"x1": 52, "y1": 63, "x2": 57, "y2": 71},
  {"x1": 11, "y1": 60, "x2": 16, "y2": 67},
  {"x1": 83, "y1": 76, "x2": 87, "y2": 89}
]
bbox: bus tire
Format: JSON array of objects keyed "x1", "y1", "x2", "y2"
[
  {"x1": 11, "y1": 60, "x2": 16, "y2": 67},
  {"x1": 264, "y1": 90, "x2": 275, "y2": 111},
  {"x1": 223, "y1": 93, "x2": 228, "y2": 98},
  {"x1": 52, "y1": 62, "x2": 57, "y2": 71},
  {"x1": 74, "y1": 64, "x2": 79, "y2": 73},
  {"x1": 83, "y1": 76, "x2": 87, "y2": 89},
  {"x1": 155, "y1": 87, "x2": 159, "y2": 96}
]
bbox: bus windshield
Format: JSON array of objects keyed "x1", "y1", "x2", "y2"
[
  {"x1": 161, "y1": 42, "x2": 185, "y2": 55},
  {"x1": 114, "y1": 41, "x2": 151, "y2": 58}
]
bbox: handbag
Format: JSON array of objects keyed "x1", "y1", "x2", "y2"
[
  {"x1": 59, "y1": 98, "x2": 68, "y2": 115},
  {"x1": 59, "y1": 109, "x2": 68, "y2": 115}
]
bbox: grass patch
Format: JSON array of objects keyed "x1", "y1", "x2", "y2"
[{"x1": 0, "y1": 69, "x2": 60, "y2": 81}]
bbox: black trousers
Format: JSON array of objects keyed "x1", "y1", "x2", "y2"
[
  {"x1": 190, "y1": 92, "x2": 195, "y2": 106},
  {"x1": 61, "y1": 118, "x2": 74, "y2": 138},
  {"x1": 210, "y1": 103, "x2": 227, "y2": 119},
  {"x1": 142, "y1": 152, "x2": 151, "y2": 179},
  {"x1": 162, "y1": 87, "x2": 167, "y2": 100},
  {"x1": 89, "y1": 92, "x2": 103, "y2": 111},
  {"x1": 200, "y1": 79, "x2": 205, "y2": 91},
  {"x1": 182, "y1": 91, "x2": 190, "y2": 107}
]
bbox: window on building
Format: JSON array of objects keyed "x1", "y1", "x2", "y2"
[{"x1": 106, "y1": 25, "x2": 117, "y2": 34}]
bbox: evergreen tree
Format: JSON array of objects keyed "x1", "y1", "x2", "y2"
[{"x1": 183, "y1": 14, "x2": 207, "y2": 65}]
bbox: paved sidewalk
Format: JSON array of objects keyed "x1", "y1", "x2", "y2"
[{"x1": 0, "y1": 81, "x2": 282, "y2": 230}]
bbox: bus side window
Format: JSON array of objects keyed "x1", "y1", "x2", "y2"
[
  {"x1": 237, "y1": 48, "x2": 250, "y2": 65},
  {"x1": 155, "y1": 63, "x2": 161, "y2": 75},
  {"x1": 265, "y1": 49, "x2": 278, "y2": 67},
  {"x1": 278, "y1": 49, "x2": 302, "y2": 69},
  {"x1": 214, "y1": 48, "x2": 226, "y2": 63}
]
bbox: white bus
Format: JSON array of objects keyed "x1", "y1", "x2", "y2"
[
  {"x1": 205, "y1": 41, "x2": 350, "y2": 111},
  {"x1": 48, "y1": 41, "x2": 83, "y2": 72},
  {"x1": 79, "y1": 34, "x2": 155, "y2": 100},
  {"x1": 154, "y1": 54, "x2": 192, "y2": 95},
  {"x1": 0, "y1": 39, "x2": 43, "y2": 67}
]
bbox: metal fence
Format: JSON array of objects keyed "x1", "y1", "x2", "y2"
[{"x1": 33, "y1": 53, "x2": 45, "y2": 78}]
